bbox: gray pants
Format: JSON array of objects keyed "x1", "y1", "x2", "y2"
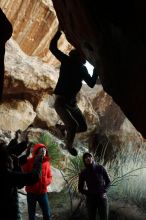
[{"x1": 54, "y1": 96, "x2": 87, "y2": 147}]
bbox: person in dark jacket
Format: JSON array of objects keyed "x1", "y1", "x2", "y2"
[
  {"x1": 0, "y1": 8, "x2": 13, "y2": 100},
  {"x1": 0, "y1": 142, "x2": 43, "y2": 220},
  {"x1": 78, "y1": 152, "x2": 111, "y2": 220},
  {"x1": 50, "y1": 29, "x2": 98, "y2": 156},
  {"x1": 22, "y1": 143, "x2": 52, "y2": 220}
]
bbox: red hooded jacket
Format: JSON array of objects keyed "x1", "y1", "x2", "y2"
[{"x1": 22, "y1": 143, "x2": 52, "y2": 195}]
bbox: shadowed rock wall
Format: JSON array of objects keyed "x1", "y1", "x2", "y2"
[{"x1": 52, "y1": 0, "x2": 146, "y2": 138}]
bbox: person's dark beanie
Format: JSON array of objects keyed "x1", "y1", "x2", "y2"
[{"x1": 83, "y1": 152, "x2": 93, "y2": 162}]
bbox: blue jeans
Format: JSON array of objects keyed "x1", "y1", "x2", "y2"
[{"x1": 27, "y1": 193, "x2": 51, "y2": 220}]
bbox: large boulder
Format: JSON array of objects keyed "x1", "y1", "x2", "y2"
[
  {"x1": 4, "y1": 38, "x2": 57, "y2": 103},
  {"x1": 36, "y1": 94, "x2": 59, "y2": 127},
  {"x1": 0, "y1": 99, "x2": 36, "y2": 131}
]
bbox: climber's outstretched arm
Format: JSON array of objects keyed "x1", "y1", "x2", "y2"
[{"x1": 49, "y1": 30, "x2": 67, "y2": 62}]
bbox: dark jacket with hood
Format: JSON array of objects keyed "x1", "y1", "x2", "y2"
[
  {"x1": 78, "y1": 162, "x2": 111, "y2": 197},
  {"x1": 0, "y1": 142, "x2": 42, "y2": 220}
]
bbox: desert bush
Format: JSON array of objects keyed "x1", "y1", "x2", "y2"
[
  {"x1": 107, "y1": 145, "x2": 146, "y2": 209},
  {"x1": 65, "y1": 156, "x2": 84, "y2": 192},
  {"x1": 31, "y1": 132, "x2": 65, "y2": 168}
]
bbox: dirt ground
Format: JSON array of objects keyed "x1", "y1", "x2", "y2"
[{"x1": 20, "y1": 192, "x2": 146, "y2": 220}]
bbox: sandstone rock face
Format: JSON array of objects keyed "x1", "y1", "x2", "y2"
[
  {"x1": 92, "y1": 89, "x2": 125, "y2": 133},
  {"x1": 1, "y1": 0, "x2": 56, "y2": 61},
  {"x1": 76, "y1": 88, "x2": 100, "y2": 141},
  {"x1": 78, "y1": 91, "x2": 99, "y2": 128},
  {"x1": 1, "y1": 1, "x2": 72, "y2": 65},
  {"x1": 0, "y1": 99, "x2": 36, "y2": 131},
  {"x1": 36, "y1": 94, "x2": 59, "y2": 127},
  {"x1": 4, "y1": 38, "x2": 57, "y2": 103}
]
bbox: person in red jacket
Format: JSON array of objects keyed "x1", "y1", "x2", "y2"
[{"x1": 22, "y1": 143, "x2": 52, "y2": 220}]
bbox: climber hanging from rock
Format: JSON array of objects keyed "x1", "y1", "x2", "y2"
[
  {"x1": 49, "y1": 27, "x2": 98, "y2": 156},
  {"x1": 0, "y1": 8, "x2": 13, "y2": 101}
]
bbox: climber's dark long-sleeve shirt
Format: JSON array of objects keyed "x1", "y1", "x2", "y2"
[
  {"x1": 50, "y1": 31, "x2": 98, "y2": 101},
  {"x1": 78, "y1": 163, "x2": 111, "y2": 196}
]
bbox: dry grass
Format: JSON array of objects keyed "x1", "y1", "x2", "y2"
[{"x1": 106, "y1": 145, "x2": 146, "y2": 209}]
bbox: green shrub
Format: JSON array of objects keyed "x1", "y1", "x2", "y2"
[
  {"x1": 31, "y1": 132, "x2": 64, "y2": 168},
  {"x1": 107, "y1": 145, "x2": 146, "y2": 209},
  {"x1": 65, "y1": 155, "x2": 84, "y2": 192}
]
